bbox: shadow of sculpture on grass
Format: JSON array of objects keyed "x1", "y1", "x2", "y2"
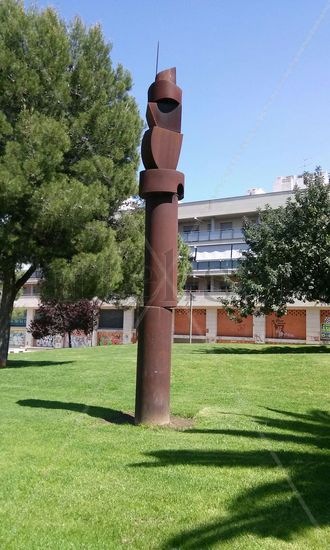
[
  {"x1": 193, "y1": 345, "x2": 330, "y2": 355},
  {"x1": 132, "y1": 408, "x2": 330, "y2": 547},
  {"x1": 188, "y1": 408, "x2": 330, "y2": 450},
  {"x1": 6, "y1": 359, "x2": 75, "y2": 369},
  {"x1": 17, "y1": 399, "x2": 134, "y2": 424}
]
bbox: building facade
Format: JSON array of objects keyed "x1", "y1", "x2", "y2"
[{"x1": 11, "y1": 189, "x2": 330, "y2": 348}]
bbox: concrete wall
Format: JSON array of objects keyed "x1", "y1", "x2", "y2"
[
  {"x1": 306, "y1": 308, "x2": 321, "y2": 344},
  {"x1": 253, "y1": 315, "x2": 266, "y2": 343},
  {"x1": 9, "y1": 302, "x2": 330, "y2": 348}
]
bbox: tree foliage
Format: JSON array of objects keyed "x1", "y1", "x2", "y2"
[
  {"x1": 223, "y1": 169, "x2": 330, "y2": 317},
  {"x1": 177, "y1": 234, "x2": 192, "y2": 296},
  {"x1": 28, "y1": 300, "x2": 99, "y2": 348},
  {"x1": 111, "y1": 204, "x2": 192, "y2": 304},
  {"x1": 0, "y1": 0, "x2": 142, "y2": 365}
]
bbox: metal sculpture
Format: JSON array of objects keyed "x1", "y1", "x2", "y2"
[{"x1": 135, "y1": 67, "x2": 184, "y2": 425}]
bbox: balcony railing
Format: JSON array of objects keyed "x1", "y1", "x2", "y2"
[
  {"x1": 180, "y1": 229, "x2": 244, "y2": 242},
  {"x1": 192, "y1": 259, "x2": 240, "y2": 271},
  {"x1": 182, "y1": 290, "x2": 232, "y2": 295}
]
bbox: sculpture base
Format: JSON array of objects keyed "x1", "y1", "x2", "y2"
[{"x1": 135, "y1": 306, "x2": 172, "y2": 425}]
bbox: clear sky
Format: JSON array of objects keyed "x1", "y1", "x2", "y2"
[{"x1": 27, "y1": 0, "x2": 330, "y2": 201}]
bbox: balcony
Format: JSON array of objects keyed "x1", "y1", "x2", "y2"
[
  {"x1": 180, "y1": 229, "x2": 244, "y2": 243},
  {"x1": 178, "y1": 290, "x2": 234, "y2": 307},
  {"x1": 192, "y1": 259, "x2": 240, "y2": 271}
]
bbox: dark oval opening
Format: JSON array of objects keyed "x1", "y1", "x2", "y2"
[
  {"x1": 177, "y1": 183, "x2": 184, "y2": 200},
  {"x1": 157, "y1": 99, "x2": 179, "y2": 113}
]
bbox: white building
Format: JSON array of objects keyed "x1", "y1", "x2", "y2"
[
  {"x1": 11, "y1": 188, "x2": 330, "y2": 349},
  {"x1": 273, "y1": 172, "x2": 329, "y2": 192}
]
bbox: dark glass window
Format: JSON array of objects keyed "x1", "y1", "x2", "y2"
[
  {"x1": 220, "y1": 260, "x2": 233, "y2": 269},
  {"x1": 32, "y1": 285, "x2": 40, "y2": 295},
  {"x1": 99, "y1": 309, "x2": 123, "y2": 329},
  {"x1": 184, "y1": 281, "x2": 199, "y2": 291},
  {"x1": 10, "y1": 309, "x2": 27, "y2": 327},
  {"x1": 220, "y1": 222, "x2": 232, "y2": 230},
  {"x1": 22, "y1": 286, "x2": 31, "y2": 296}
]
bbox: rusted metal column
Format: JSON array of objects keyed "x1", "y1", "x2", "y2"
[{"x1": 135, "y1": 68, "x2": 184, "y2": 425}]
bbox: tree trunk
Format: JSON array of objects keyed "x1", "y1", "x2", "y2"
[
  {"x1": 0, "y1": 272, "x2": 16, "y2": 368},
  {"x1": 68, "y1": 332, "x2": 72, "y2": 348},
  {"x1": 0, "y1": 265, "x2": 36, "y2": 368}
]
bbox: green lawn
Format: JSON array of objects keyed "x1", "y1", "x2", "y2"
[{"x1": 0, "y1": 344, "x2": 329, "y2": 549}]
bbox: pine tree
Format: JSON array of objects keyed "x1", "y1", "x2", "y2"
[{"x1": 0, "y1": 1, "x2": 142, "y2": 366}]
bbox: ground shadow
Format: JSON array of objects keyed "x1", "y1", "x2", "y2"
[
  {"x1": 132, "y1": 408, "x2": 330, "y2": 547},
  {"x1": 17, "y1": 399, "x2": 134, "y2": 424},
  {"x1": 193, "y1": 345, "x2": 330, "y2": 355},
  {"x1": 186, "y1": 408, "x2": 330, "y2": 449},
  {"x1": 6, "y1": 360, "x2": 75, "y2": 369}
]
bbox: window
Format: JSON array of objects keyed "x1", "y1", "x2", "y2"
[
  {"x1": 10, "y1": 309, "x2": 27, "y2": 327},
  {"x1": 22, "y1": 286, "x2": 32, "y2": 296},
  {"x1": 220, "y1": 222, "x2": 232, "y2": 230},
  {"x1": 220, "y1": 221, "x2": 233, "y2": 239},
  {"x1": 196, "y1": 244, "x2": 231, "y2": 261},
  {"x1": 197, "y1": 261, "x2": 209, "y2": 270},
  {"x1": 220, "y1": 260, "x2": 233, "y2": 269},
  {"x1": 183, "y1": 225, "x2": 193, "y2": 233},
  {"x1": 184, "y1": 281, "x2": 199, "y2": 291},
  {"x1": 99, "y1": 309, "x2": 124, "y2": 329},
  {"x1": 32, "y1": 285, "x2": 40, "y2": 296}
]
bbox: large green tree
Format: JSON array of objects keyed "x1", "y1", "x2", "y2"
[
  {"x1": 223, "y1": 169, "x2": 330, "y2": 318},
  {"x1": 0, "y1": 0, "x2": 142, "y2": 366}
]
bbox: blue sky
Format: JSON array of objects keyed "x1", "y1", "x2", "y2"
[{"x1": 27, "y1": 0, "x2": 330, "y2": 201}]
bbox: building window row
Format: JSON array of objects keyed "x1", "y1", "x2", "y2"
[
  {"x1": 181, "y1": 228, "x2": 244, "y2": 242},
  {"x1": 192, "y1": 259, "x2": 241, "y2": 271}
]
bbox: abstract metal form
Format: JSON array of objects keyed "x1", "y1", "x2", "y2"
[{"x1": 135, "y1": 68, "x2": 184, "y2": 425}]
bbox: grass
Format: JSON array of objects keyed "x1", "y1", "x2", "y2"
[{"x1": 0, "y1": 343, "x2": 329, "y2": 549}]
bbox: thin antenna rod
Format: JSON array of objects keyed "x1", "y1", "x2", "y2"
[{"x1": 155, "y1": 41, "x2": 159, "y2": 77}]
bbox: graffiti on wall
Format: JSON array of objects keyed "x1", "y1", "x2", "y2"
[
  {"x1": 97, "y1": 331, "x2": 123, "y2": 345},
  {"x1": 36, "y1": 335, "x2": 56, "y2": 348},
  {"x1": 266, "y1": 310, "x2": 306, "y2": 340},
  {"x1": 70, "y1": 332, "x2": 92, "y2": 348},
  {"x1": 271, "y1": 318, "x2": 294, "y2": 339},
  {"x1": 35, "y1": 335, "x2": 63, "y2": 348},
  {"x1": 321, "y1": 316, "x2": 330, "y2": 341},
  {"x1": 9, "y1": 329, "x2": 26, "y2": 348}
]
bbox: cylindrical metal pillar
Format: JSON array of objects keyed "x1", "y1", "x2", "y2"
[
  {"x1": 135, "y1": 306, "x2": 172, "y2": 424},
  {"x1": 144, "y1": 193, "x2": 178, "y2": 307},
  {"x1": 135, "y1": 67, "x2": 184, "y2": 425}
]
